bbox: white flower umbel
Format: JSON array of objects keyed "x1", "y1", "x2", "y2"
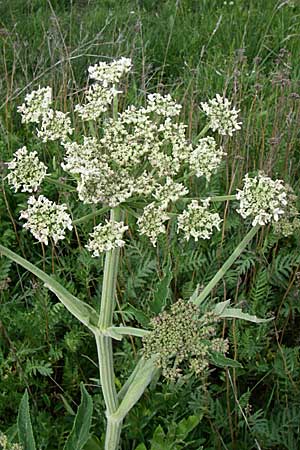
[
  {"x1": 75, "y1": 84, "x2": 119, "y2": 121},
  {"x1": 86, "y1": 220, "x2": 128, "y2": 256},
  {"x1": 17, "y1": 86, "x2": 52, "y2": 124},
  {"x1": 20, "y1": 195, "x2": 73, "y2": 245},
  {"x1": 6, "y1": 146, "x2": 47, "y2": 192},
  {"x1": 236, "y1": 172, "x2": 288, "y2": 226},
  {"x1": 137, "y1": 202, "x2": 169, "y2": 246},
  {"x1": 146, "y1": 93, "x2": 182, "y2": 117},
  {"x1": 88, "y1": 57, "x2": 132, "y2": 87},
  {"x1": 77, "y1": 168, "x2": 135, "y2": 207},
  {"x1": 61, "y1": 137, "x2": 105, "y2": 174},
  {"x1": 37, "y1": 109, "x2": 73, "y2": 142},
  {"x1": 153, "y1": 177, "x2": 188, "y2": 208},
  {"x1": 189, "y1": 137, "x2": 226, "y2": 181},
  {"x1": 177, "y1": 199, "x2": 222, "y2": 241},
  {"x1": 201, "y1": 94, "x2": 242, "y2": 136}
]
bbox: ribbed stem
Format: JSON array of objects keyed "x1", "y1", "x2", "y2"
[
  {"x1": 96, "y1": 206, "x2": 122, "y2": 449},
  {"x1": 105, "y1": 418, "x2": 123, "y2": 450},
  {"x1": 96, "y1": 334, "x2": 119, "y2": 414},
  {"x1": 193, "y1": 225, "x2": 260, "y2": 306}
]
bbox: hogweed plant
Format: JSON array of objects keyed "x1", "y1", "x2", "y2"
[{"x1": 0, "y1": 57, "x2": 296, "y2": 450}]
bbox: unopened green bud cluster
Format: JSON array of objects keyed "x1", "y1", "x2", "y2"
[{"x1": 142, "y1": 299, "x2": 229, "y2": 381}]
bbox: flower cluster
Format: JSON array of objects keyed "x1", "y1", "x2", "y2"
[
  {"x1": 0, "y1": 433, "x2": 23, "y2": 450},
  {"x1": 86, "y1": 220, "x2": 128, "y2": 256},
  {"x1": 20, "y1": 195, "x2": 73, "y2": 245},
  {"x1": 236, "y1": 172, "x2": 288, "y2": 226},
  {"x1": 142, "y1": 299, "x2": 229, "y2": 381},
  {"x1": 17, "y1": 86, "x2": 52, "y2": 123},
  {"x1": 272, "y1": 189, "x2": 300, "y2": 236},
  {"x1": 177, "y1": 199, "x2": 222, "y2": 241},
  {"x1": 17, "y1": 86, "x2": 73, "y2": 142},
  {"x1": 201, "y1": 94, "x2": 242, "y2": 136},
  {"x1": 6, "y1": 146, "x2": 47, "y2": 192},
  {"x1": 137, "y1": 202, "x2": 170, "y2": 246},
  {"x1": 146, "y1": 93, "x2": 182, "y2": 117},
  {"x1": 10, "y1": 58, "x2": 248, "y2": 251},
  {"x1": 189, "y1": 137, "x2": 226, "y2": 181},
  {"x1": 152, "y1": 178, "x2": 188, "y2": 208},
  {"x1": 75, "y1": 84, "x2": 120, "y2": 121},
  {"x1": 37, "y1": 109, "x2": 73, "y2": 142},
  {"x1": 88, "y1": 57, "x2": 132, "y2": 86}
]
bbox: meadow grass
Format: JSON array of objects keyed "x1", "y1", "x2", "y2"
[{"x1": 1, "y1": 1, "x2": 300, "y2": 449}]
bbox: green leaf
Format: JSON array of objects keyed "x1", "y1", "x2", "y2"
[
  {"x1": 150, "y1": 425, "x2": 166, "y2": 447},
  {"x1": 210, "y1": 352, "x2": 243, "y2": 369},
  {"x1": 83, "y1": 435, "x2": 102, "y2": 450},
  {"x1": 151, "y1": 265, "x2": 172, "y2": 314},
  {"x1": 214, "y1": 300, "x2": 272, "y2": 323},
  {"x1": 175, "y1": 415, "x2": 201, "y2": 441},
  {"x1": 63, "y1": 383, "x2": 93, "y2": 450},
  {"x1": 135, "y1": 445, "x2": 147, "y2": 450},
  {"x1": 17, "y1": 390, "x2": 36, "y2": 450},
  {"x1": 125, "y1": 304, "x2": 150, "y2": 328},
  {"x1": 0, "y1": 245, "x2": 99, "y2": 333},
  {"x1": 114, "y1": 357, "x2": 158, "y2": 421},
  {"x1": 219, "y1": 306, "x2": 273, "y2": 323}
]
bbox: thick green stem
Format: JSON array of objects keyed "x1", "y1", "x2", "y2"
[
  {"x1": 105, "y1": 418, "x2": 123, "y2": 450},
  {"x1": 96, "y1": 206, "x2": 123, "y2": 449},
  {"x1": 192, "y1": 225, "x2": 260, "y2": 306}
]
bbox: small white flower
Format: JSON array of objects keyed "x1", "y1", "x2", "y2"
[
  {"x1": 75, "y1": 84, "x2": 119, "y2": 121},
  {"x1": 201, "y1": 94, "x2": 242, "y2": 136},
  {"x1": 61, "y1": 137, "x2": 104, "y2": 174},
  {"x1": 88, "y1": 57, "x2": 132, "y2": 87},
  {"x1": 37, "y1": 109, "x2": 73, "y2": 142},
  {"x1": 77, "y1": 168, "x2": 135, "y2": 207},
  {"x1": 20, "y1": 195, "x2": 73, "y2": 245},
  {"x1": 189, "y1": 137, "x2": 226, "y2": 181},
  {"x1": 17, "y1": 86, "x2": 52, "y2": 124},
  {"x1": 146, "y1": 93, "x2": 182, "y2": 117},
  {"x1": 236, "y1": 172, "x2": 288, "y2": 226},
  {"x1": 153, "y1": 177, "x2": 188, "y2": 208},
  {"x1": 137, "y1": 202, "x2": 169, "y2": 246},
  {"x1": 86, "y1": 220, "x2": 128, "y2": 256},
  {"x1": 177, "y1": 199, "x2": 222, "y2": 241},
  {"x1": 6, "y1": 146, "x2": 47, "y2": 192}
]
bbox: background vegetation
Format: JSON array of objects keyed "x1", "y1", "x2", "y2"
[{"x1": 1, "y1": 0, "x2": 300, "y2": 449}]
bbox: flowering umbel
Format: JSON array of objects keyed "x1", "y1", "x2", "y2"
[
  {"x1": 86, "y1": 220, "x2": 128, "y2": 256},
  {"x1": 8, "y1": 57, "x2": 265, "y2": 252},
  {"x1": 17, "y1": 86, "x2": 52, "y2": 124},
  {"x1": 142, "y1": 299, "x2": 229, "y2": 381},
  {"x1": 177, "y1": 199, "x2": 222, "y2": 241},
  {"x1": 236, "y1": 172, "x2": 288, "y2": 226},
  {"x1": 6, "y1": 146, "x2": 47, "y2": 192},
  {"x1": 20, "y1": 196, "x2": 73, "y2": 245},
  {"x1": 201, "y1": 94, "x2": 242, "y2": 136}
]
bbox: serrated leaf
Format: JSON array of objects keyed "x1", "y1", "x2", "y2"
[
  {"x1": 63, "y1": 383, "x2": 93, "y2": 450},
  {"x1": 210, "y1": 352, "x2": 243, "y2": 369},
  {"x1": 219, "y1": 307, "x2": 273, "y2": 323},
  {"x1": 17, "y1": 390, "x2": 36, "y2": 450},
  {"x1": 175, "y1": 415, "x2": 200, "y2": 440}
]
